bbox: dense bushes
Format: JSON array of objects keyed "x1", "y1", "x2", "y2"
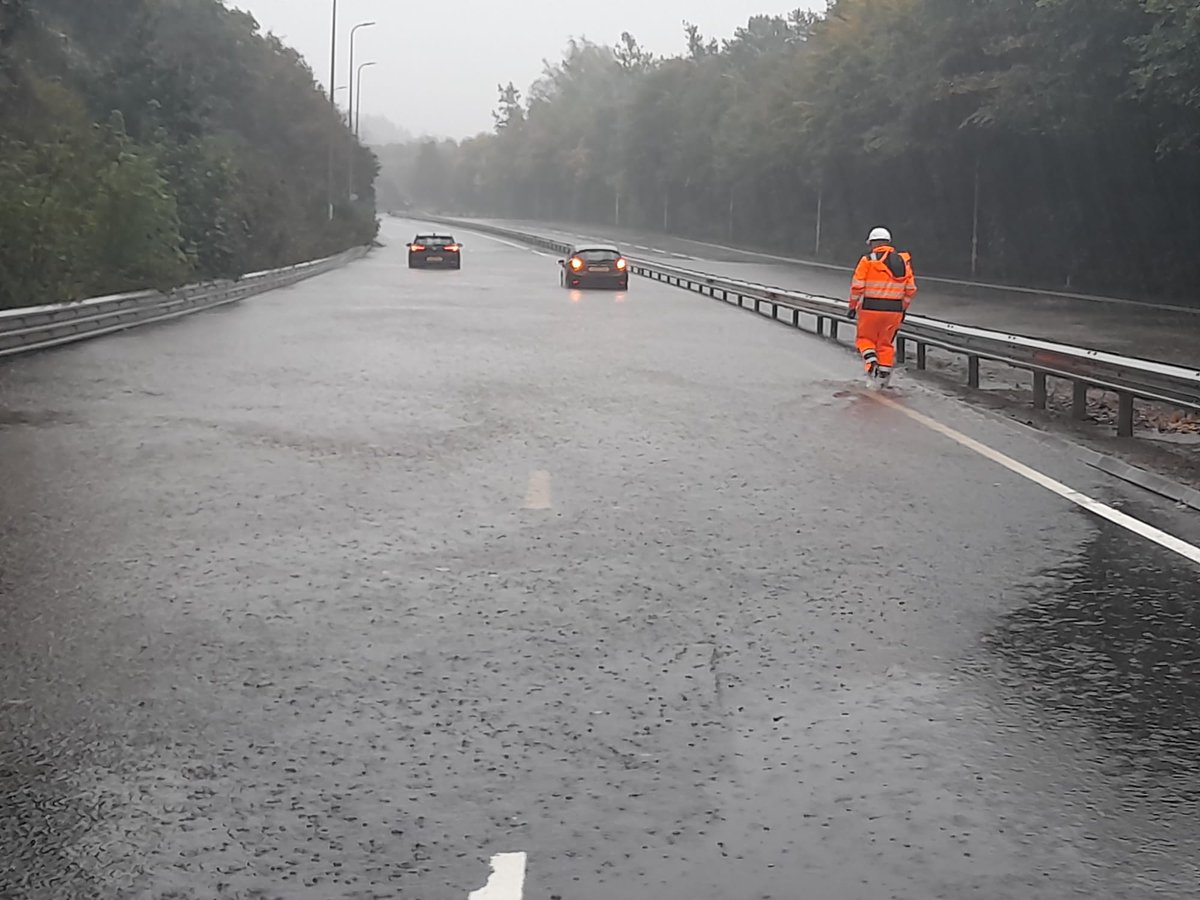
[{"x1": 0, "y1": 0, "x2": 378, "y2": 308}]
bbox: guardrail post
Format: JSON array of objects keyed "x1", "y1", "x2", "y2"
[
  {"x1": 968, "y1": 356, "x2": 981, "y2": 388},
  {"x1": 1071, "y1": 382, "x2": 1088, "y2": 420},
  {"x1": 1118, "y1": 392, "x2": 1135, "y2": 438},
  {"x1": 791, "y1": 309, "x2": 799, "y2": 328},
  {"x1": 830, "y1": 320, "x2": 839, "y2": 340},
  {"x1": 817, "y1": 316, "x2": 825, "y2": 336},
  {"x1": 916, "y1": 343, "x2": 927, "y2": 370},
  {"x1": 1033, "y1": 372, "x2": 1048, "y2": 410},
  {"x1": 896, "y1": 338, "x2": 907, "y2": 364},
  {"x1": 771, "y1": 304, "x2": 779, "y2": 320}
]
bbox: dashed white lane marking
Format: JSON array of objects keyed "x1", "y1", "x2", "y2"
[
  {"x1": 523, "y1": 470, "x2": 553, "y2": 510},
  {"x1": 468, "y1": 852, "x2": 526, "y2": 900},
  {"x1": 873, "y1": 393, "x2": 1200, "y2": 566}
]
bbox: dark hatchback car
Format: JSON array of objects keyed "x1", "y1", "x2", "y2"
[
  {"x1": 407, "y1": 234, "x2": 462, "y2": 269},
  {"x1": 559, "y1": 244, "x2": 629, "y2": 290}
]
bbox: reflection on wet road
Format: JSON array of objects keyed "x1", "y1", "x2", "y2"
[
  {"x1": 991, "y1": 524, "x2": 1200, "y2": 779},
  {"x1": 2, "y1": 217, "x2": 1199, "y2": 898},
  {"x1": 966, "y1": 526, "x2": 1200, "y2": 896}
]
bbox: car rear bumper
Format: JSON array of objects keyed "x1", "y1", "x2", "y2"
[
  {"x1": 410, "y1": 254, "x2": 460, "y2": 267},
  {"x1": 567, "y1": 270, "x2": 628, "y2": 288}
]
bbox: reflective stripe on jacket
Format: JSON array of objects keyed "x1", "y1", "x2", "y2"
[{"x1": 848, "y1": 245, "x2": 917, "y2": 312}]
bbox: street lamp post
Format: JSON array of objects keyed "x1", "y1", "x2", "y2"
[
  {"x1": 355, "y1": 61, "x2": 376, "y2": 137},
  {"x1": 348, "y1": 61, "x2": 376, "y2": 204},
  {"x1": 348, "y1": 21, "x2": 376, "y2": 142},
  {"x1": 326, "y1": 0, "x2": 338, "y2": 220},
  {"x1": 347, "y1": 22, "x2": 376, "y2": 201},
  {"x1": 971, "y1": 155, "x2": 981, "y2": 278},
  {"x1": 814, "y1": 179, "x2": 823, "y2": 257}
]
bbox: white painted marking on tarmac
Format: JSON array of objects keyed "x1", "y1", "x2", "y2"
[
  {"x1": 468, "y1": 231, "x2": 558, "y2": 258},
  {"x1": 468, "y1": 852, "x2": 526, "y2": 900},
  {"x1": 523, "y1": 470, "x2": 553, "y2": 510},
  {"x1": 873, "y1": 394, "x2": 1200, "y2": 566}
]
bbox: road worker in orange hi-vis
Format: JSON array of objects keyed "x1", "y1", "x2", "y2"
[{"x1": 846, "y1": 227, "x2": 917, "y2": 388}]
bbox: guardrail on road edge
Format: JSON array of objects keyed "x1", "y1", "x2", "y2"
[
  {"x1": 0, "y1": 245, "x2": 371, "y2": 359},
  {"x1": 421, "y1": 216, "x2": 1200, "y2": 439}
]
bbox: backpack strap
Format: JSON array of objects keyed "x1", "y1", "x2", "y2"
[{"x1": 884, "y1": 249, "x2": 906, "y2": 279}]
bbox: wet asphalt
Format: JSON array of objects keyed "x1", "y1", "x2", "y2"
[
  {"x1": 486, "y1": 218, "x2": 1200, "y2": 366},
  {"x1": 2, "y1": 216, "x2": 1199, "y2": 899}
]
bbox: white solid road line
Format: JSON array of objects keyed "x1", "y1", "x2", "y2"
[
  {"x1": 523, "y1": 470, "x2": 553, "y2": 510},
  {"x1": 468, "y1": 230, "x2": 559, "y2": 258},
  {"x1": 468, "y1": 852, "x2": 527, "y2": 900},
  {"x1": 873, "y1": 393, "x2": 1200, "y2": 567}
]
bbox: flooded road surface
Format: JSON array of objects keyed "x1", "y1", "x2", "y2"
[
  {"x1": 493, "y1": 216, "x2": 1200, "y2": 365},
  {"x1": 2, "y1": 217, "x2": 1198, "y2": 898},
  {"x1": 976, "y1": 530, "x2": 1200, "y2": 897}
]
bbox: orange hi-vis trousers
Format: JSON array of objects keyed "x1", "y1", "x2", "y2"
[{"x1": 855, "y1": 309, "x2": 904, "y2": 372}]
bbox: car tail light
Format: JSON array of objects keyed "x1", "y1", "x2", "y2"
[
  {"x1": 569, "y1": 257, "x2": 585, "y2": 271},
  {"x1": 615, "y1": 258, "x2": 627, "y2": 270},
  {"x1": 411, "y1": 244, "x2": 426, "y2": 252},
  {"x1": 444, "y1": 244, "x2": 461, "y2": 252}
]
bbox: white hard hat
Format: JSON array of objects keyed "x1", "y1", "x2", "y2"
[{"x1": 867, "y1": 227, "x2": 892, "y2": 243}]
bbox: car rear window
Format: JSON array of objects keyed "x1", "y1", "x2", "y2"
[
  {"x1": 416, "y1": 236, "x2": 454, "y2": 246},
  {"x1": 577, "y1": 249, "x2": 620, "y2": 262}
]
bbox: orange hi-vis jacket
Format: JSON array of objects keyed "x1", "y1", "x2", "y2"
[{"x1": 848, "y1": 245, "x2": 917, "y2": 313}]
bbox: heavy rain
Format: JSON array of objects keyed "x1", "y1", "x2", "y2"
[{"x1": 2, "y1": 1, "x2": 1199, "y2": 898}]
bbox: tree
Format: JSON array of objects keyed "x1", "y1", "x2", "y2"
[
  {"x1": 493, "y1": 82, "x2": 524, "y2": 132},
  {"x1": 0, "y1": 0, "x2": 379, "y2": 307},
  {"x1": 615, "y1": 32, "x2": 654, "y2": 72},
  {"x1": 683, "y1": 22, "x2": 716, "y2": 60},
  {"x1": 375, "y1": 3, "x2": 1200, "y2": 300}
]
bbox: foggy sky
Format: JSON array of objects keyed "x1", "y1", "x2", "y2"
[{"x1": 230, "y1": 1, "x2": 822, "y2": 141}]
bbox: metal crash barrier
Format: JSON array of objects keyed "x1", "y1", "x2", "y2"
[
  {"x1": 0, "y1": 246, "x2": 370, "y2": 359},
  {"x1": 422, "y1": 216, "x2": 1200, "y2": 439}
]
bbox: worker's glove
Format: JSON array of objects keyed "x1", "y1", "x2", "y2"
[{"x1": 846, "y1": 307, "x2": 857, "y2": 320}]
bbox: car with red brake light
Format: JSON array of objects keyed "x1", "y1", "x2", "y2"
[
  {"x1": 407, "y1": 234, "x2": 462, "y2": 269},
  {"x1": 559, "y1": 244, "x2": 629, "y2": 290}
]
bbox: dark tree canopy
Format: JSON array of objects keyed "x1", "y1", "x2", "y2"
[
  {"x1": 0, "y1": 0, "x2": 378, "y2": 308},
  {"x1": 377, "y1": 2, "x2": 1200, "y2": 300}
]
